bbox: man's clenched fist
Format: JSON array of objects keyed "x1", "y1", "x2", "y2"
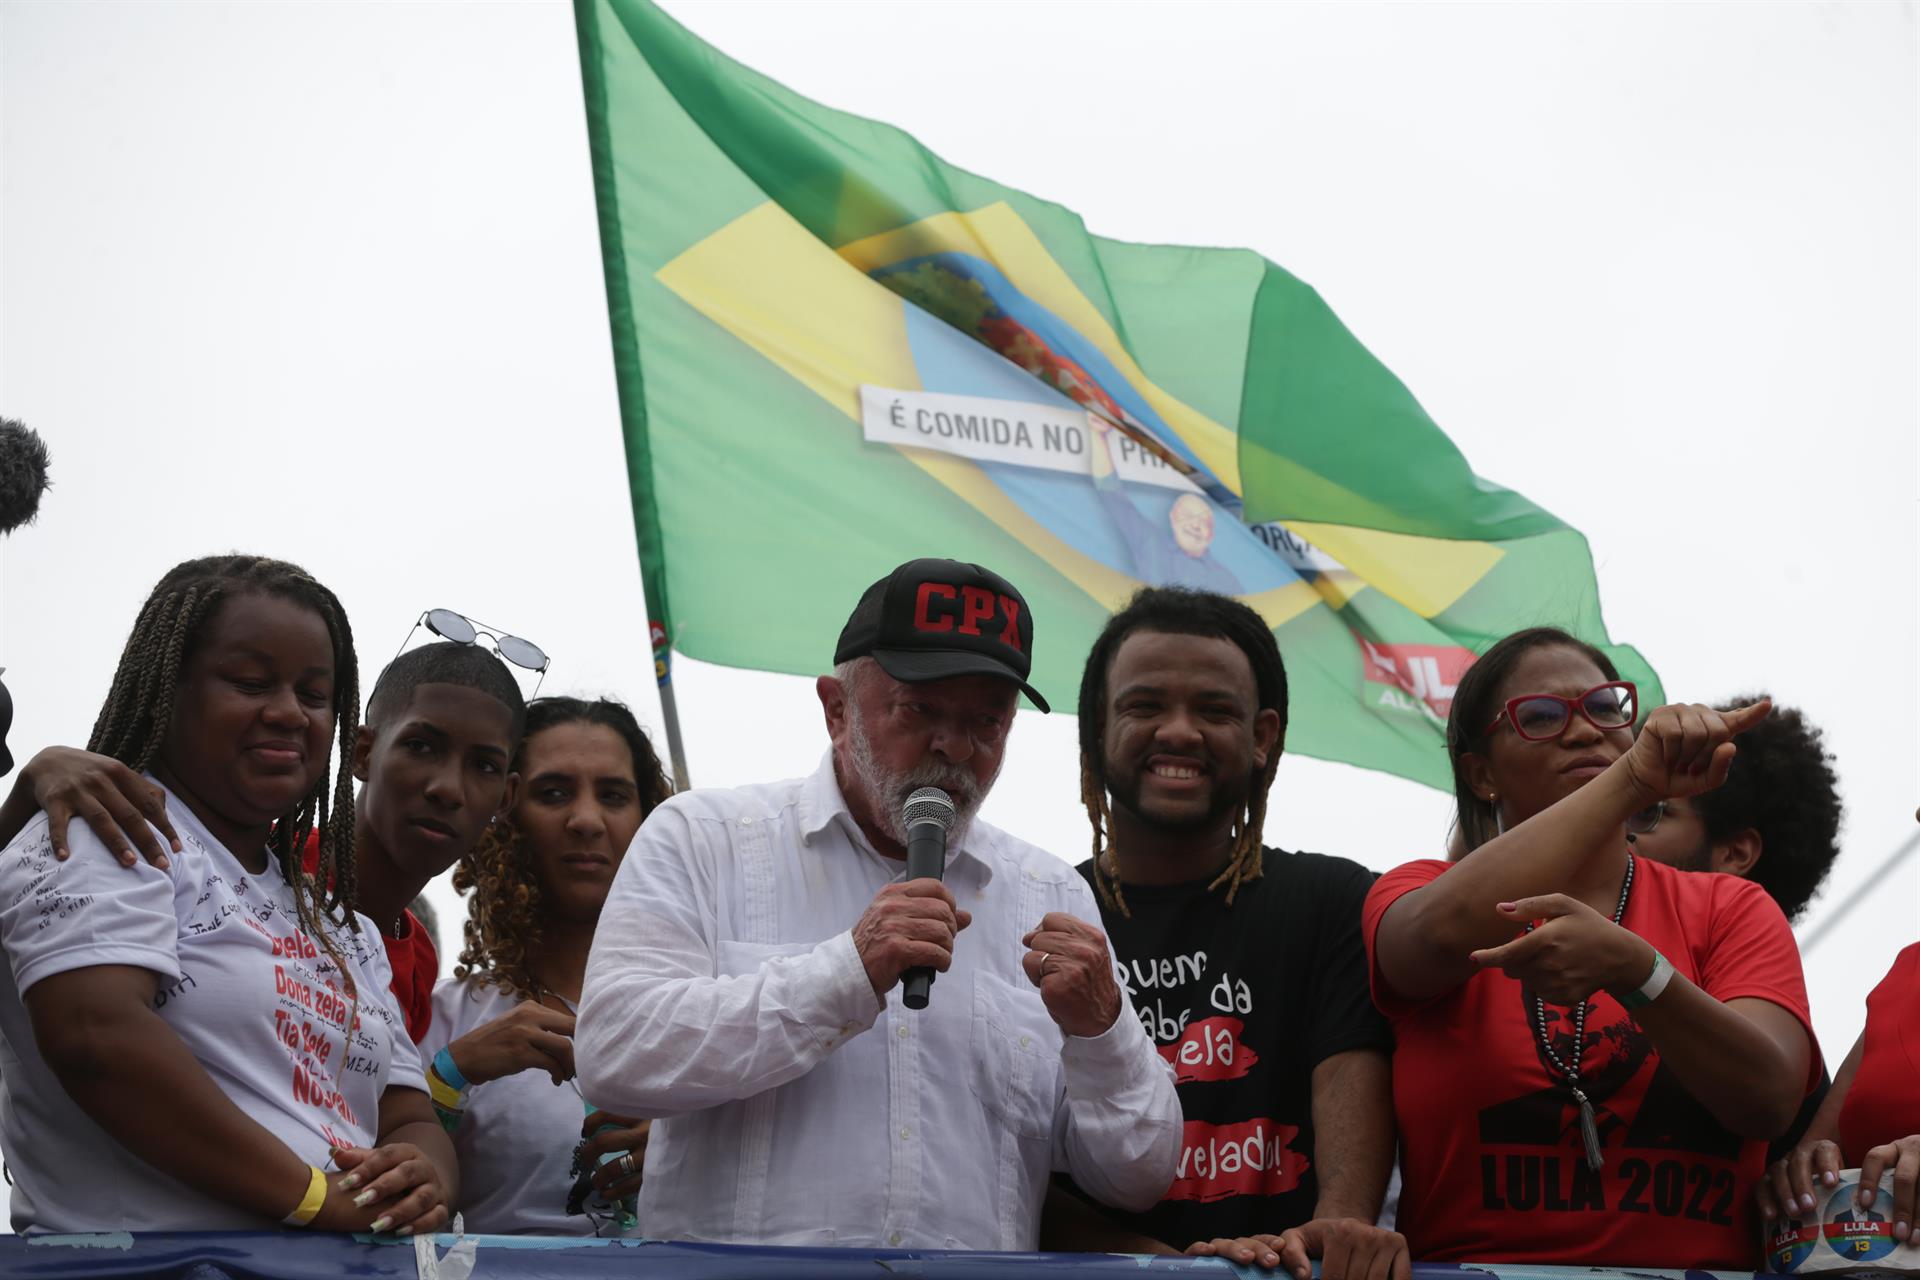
[
  {"x1": 853, "y1": 879, "x2": 972, "y2": 1001},
  {"x1": 1022, "y1": 912, "x2": 1122, "y2": 1038}
]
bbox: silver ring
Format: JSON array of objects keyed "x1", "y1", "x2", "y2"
[
  {"x1": 1038, "y1": 951, "x2": 1053, "y2": 977},
  {"x1": 617, "y1": 1152, "x2": 636, "y2": 1178}
]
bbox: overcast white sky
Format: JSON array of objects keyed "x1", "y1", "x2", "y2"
[{"x1": 1, "y1": 0, "x2": 1915, "y2": 1193}]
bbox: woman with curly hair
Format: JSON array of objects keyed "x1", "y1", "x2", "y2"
[{"x1": 419, "y1": 696, "x2": 671, "y2": 1236}]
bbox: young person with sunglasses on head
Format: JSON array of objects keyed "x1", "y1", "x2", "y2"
[
  {"x1": 0, "y1": 555, "x2": 455, "y2": 1234},
  {"x1": 1364, "y1": 626, "x2": 1818, "y2": 1270},
  {"x1": 421, "y1": 697, "x2": 673, "y2": 1236},
  {"x1": 339, "y1": 640, "x2": 527, "y2": 1039},
  {"x1": 0, "y1": 613, "x2": 537, "y2": 1044}
]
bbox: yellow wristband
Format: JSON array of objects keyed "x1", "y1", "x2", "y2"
[
  {"x1": 283, "y1": 1165, "x2": 327, "y2": 1228},
  {"x1": 426, "y1": 1066, "x2": 466, "y2": 1111}
]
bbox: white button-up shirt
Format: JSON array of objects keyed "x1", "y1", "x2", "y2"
[{"x1": 577, "y1": 752, "x2": 1180, "y2": 1251}]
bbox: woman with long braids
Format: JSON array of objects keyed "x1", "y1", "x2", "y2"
[
  {"x1": 1363, "y1": 626, "x2": 1817, "y2": 1268},
  {"x1": 0, "y1": 555, "x2": 455, "y2": 1235},
  {"x1": 421, "y1": 696, "x2": 671, "y2": 1235}
]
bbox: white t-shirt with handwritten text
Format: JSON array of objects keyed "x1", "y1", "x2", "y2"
[{"x1": 0, "y1": 781, "x2": 426, "y2": 1233}]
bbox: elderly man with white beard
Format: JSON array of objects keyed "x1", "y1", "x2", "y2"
[{"x1": 576, "y1": 559, "x2": 1181, "y2": 1251}]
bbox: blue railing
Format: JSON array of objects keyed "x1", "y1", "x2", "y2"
[{"x1": 0, "y1": 1232, "x2": 1771, "y2": 1280}]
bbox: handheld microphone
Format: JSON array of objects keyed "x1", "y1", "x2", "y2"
[{"x1": 900, "y1": 786, "x2": 957, "y2": 1010}]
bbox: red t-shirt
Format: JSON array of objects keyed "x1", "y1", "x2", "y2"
[
  {"x1": 1363, "y1": 856, "x2": 1817, "y2": 1270},
  {"x1": 381, "y1": 913, "x2": 438, "y2": 1045},
  {"x1": 1839, "y1": 942, "x2": 1920, "y2": 1162},
  {"x1": 298, "y1": 830, "x2": 438, "y2": 1043}
]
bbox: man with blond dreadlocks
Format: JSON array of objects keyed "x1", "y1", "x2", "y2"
[{"x1": 1064, "y1": 587, "x2": 1403, "y2": 1280}]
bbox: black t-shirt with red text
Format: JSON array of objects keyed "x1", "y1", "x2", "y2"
[{"x1": 1075, "y1": 847, "x2": 1391, "y2": 1248}]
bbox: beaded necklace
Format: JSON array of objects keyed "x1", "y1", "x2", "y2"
[{"x1": 1525, "y1": 850, "x2": 1635, "y2": 1172}]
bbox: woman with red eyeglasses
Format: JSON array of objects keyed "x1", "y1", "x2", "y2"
[{"x1": 1363, "y1": 626, "x2": 1818, "y2": 1269}]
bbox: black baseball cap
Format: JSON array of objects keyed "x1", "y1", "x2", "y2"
[{"x1": 834, "y1": 559, "x2": 1049, "y2": 713}]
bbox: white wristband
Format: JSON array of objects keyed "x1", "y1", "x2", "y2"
[{"x1": 1616, "y1": 950, "x2": 1675, "y2": 1010}]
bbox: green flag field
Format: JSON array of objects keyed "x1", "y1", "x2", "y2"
[{"x1": 575, "y1": 0, "x2": 1658, "y2": 789}]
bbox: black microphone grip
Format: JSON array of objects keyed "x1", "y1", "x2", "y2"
[{"x1": 901, "y1": 820, "x2": 948, "y2": 1009}]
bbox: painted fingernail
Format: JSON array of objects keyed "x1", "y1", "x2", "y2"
[
  {"x1": 339, "y1": 1174, "x2": 360, "y2": 1191},
  {"x1": 369, "y1": 1216, "x2": 391, "y2": 1234},
  {"x1": 398, "y1": 1225, "x2": 415, "y2": 1237},
  {"x1": 352, "y1": 1189, "x2": 377, "y2": 1208}
]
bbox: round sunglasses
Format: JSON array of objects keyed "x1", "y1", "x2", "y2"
[
  {"x1": 420, "y1": 608, "x2": 547, "y2": 673},
  {"x1": 394, "y1": 608, "x2": 550, "y2": 699}
]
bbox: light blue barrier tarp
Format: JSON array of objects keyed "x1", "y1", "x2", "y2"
[{"x1": 0, "y1": 1232, "x2": 1765, "y2": 1280}]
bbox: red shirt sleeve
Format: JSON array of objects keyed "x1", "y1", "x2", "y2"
[
  {"x1": 1360, "y1": 858, "x2": 1450, "y2": 1020},
  {"x1": 1696, "y1": 873, "x2": 1821, "y2": 1093}
]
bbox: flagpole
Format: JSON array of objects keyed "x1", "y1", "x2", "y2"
[
  {"x1": 650, "y1": 624, "x2": 692, "y2": 792},
  {"x1": 578, "y1": 0, "x2": 686, "y2": 789}
]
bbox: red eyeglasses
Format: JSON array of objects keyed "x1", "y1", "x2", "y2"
[{"x1": 1486, "y1": 681, "x2": 1638, "y2": 742}]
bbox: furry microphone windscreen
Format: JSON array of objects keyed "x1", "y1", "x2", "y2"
[{"x1": 0, "y1": 418, "x2": 51, "y2": 535}]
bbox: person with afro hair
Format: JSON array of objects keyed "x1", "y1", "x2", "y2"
[
  {"x1": 1628, "y1": 693, "x2": 1843, "y2": 923},
  {"x1": 1627, "y1": 692, "x2": 1843, "y2": 1164}
]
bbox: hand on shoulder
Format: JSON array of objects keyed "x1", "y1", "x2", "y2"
[{"x1": 17, "y1": 746, "x2": 180, "y2": 868}]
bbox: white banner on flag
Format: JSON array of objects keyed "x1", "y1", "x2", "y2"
[{"x1": 859, "y1": 385, "x2": 1199, "y2": 493}]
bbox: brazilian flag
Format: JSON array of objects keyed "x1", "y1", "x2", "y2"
[{"x1": 575, "y1": 0, "x2": 1658, "y2": 789}]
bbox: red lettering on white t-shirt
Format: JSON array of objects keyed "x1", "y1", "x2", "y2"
[
  {"x1": 291, "y1": 1060, "x2": 359, "y2": 1127},
  {"x1": 270, "y1": 930, "x2": 319, "y2": 960}
]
